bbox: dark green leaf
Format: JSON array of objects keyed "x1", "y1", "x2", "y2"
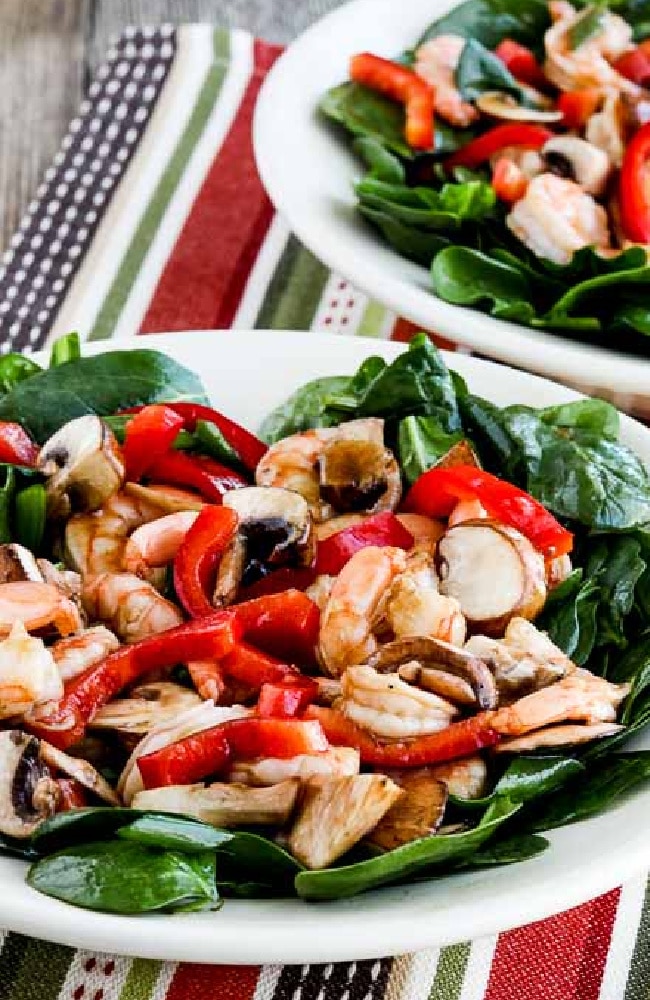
[
  {"x1": 0, "y1": 466, "x2": 16, "y2": 544},
  {"x1": 452, "y1": 755, "x2": 584, "y2": 810},
  {"x1": 464, "y1": 833, "x2": 549, "y2": 867},
  {"x1": 586, "y1": 537, "x2": 646, "y2": 648},
  {"x1": 356, "y1": 177, "x2": 496, "y2": 231},
  {"x1": 359, "y1": 205, "x2": 451, "y2": 266},
  {"x1": 14, "y1": 484, "x2": 46, "y2": 553},
  {"x1": 431, "y1": 247, "x2": 534, "y2": 320},
  {"x1": 217, "y1": 831, "x2": 303, "y2": 890},
  {"x1": 538, "y1": 577, "x2": 599, "y2": 664},
  {"x1": 192, "y1": 420, "x2": 245, "y2": 469},
  {"x1": 259, "y1": 377, "x2": 351, "y2": 443},
  {"x1": 31, "y1": 807, "x2": 189, "y2": 854},
  {"x1": 118, "y1": 815, "x2": 234, "y2": 852},
  {"x1": 568, "y1": 3, "x2": 607, "y2": 49},
  {"x1": 456, "y1": 38, "x2": 530, "y2": 103},
  {"x1": 27, "y1": 841, "x2": 219, "y2": 914},
  {"x1": 0, "y1": 833, "x2": 39, "y2": 861},
  {"x1": 417, "y1": 0, "x2": 551, "y2": 53},
  {"x1": 320, "y1": 83, "x2": 416, "y2": 158},
  {"x1": 49, "y1": 332, "x2": 81, "y2": 368},
  {"x1": 295, "y1": 797, "x2": 520, "y2": 900},
  {"x1": 397, "y1": 416, "x2": 465, "y2": 484},
  {"x1": 0, "y1": 350, "x2": 208, "y2": 443},
  {"x1": 353, "y1": 136, "x2": 405, "y2": 183},
  {"x1": 0, "y1": 354, "x2": 42, "y2": 395}
]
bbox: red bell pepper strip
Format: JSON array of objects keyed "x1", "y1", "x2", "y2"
[
  {"x1": 557, "y1": 89, "x2": 601, "y2": 130},
  {"x1": 137, "y1": 717, "x2": 329, "y2": 789},
  {"x1": 27, "y1": 612, "x2": 240, "y2": 750},
  {"x1": 238, "y1": 566, "x2": 318, "y2": 601},
  {"x1": 257, "y1": 677, "x2": 319, "y2": 718},
  {"x1": 403, "y1": 465, "x2": 573, "y2": 558},
  {"x1": 614, "y1": 47, "x2": 650, "y2": 87},
  {"x1": 494, "y1": 39, "x2": 548, "y2": 89},
  {"x1": 619, "y1": 121, "x2": 650, "y2": 245},
  {"x1": 233, "y1": 590, "x2": 320, "y2": 666},
  {"x1": 121, "y1": 402, "x2": 267, "y2": 472},
  {"x1": 350, "y1": 52, "x2": 435, "y2": 151},
  {"x1": 491, "y1": 157, "x2": 529, "y2": 204},
  {"x1": 55, "y1": 778, "x2": 89, "y2": 811},
  {"x1": 147, "y1": 451, "x2": 248, "y2": 503},
  {"x1": 220, "y1": 641, "x2": 297, "y2": 687},
  {"x1": 122, "y1": 405, "x2": 184, "y2": 482},
  {"x1": 314, "y1": 512, "x2": 414, "y2": 577},
  {"x1": 173, "y1": 505, "x2": 239, "y2": 618},
  {"x1": 306, "y1": 706, "x2": 499, "y2": 767},
  {"x1": 0, "y1": 423, "x2": 39, "y2": 467},
  {"x1": 138, "y1": 728, "x2": 231, "y2": 789},
  {"x1": 445, "y1": 123, "x2": 554, "y2": 170}
]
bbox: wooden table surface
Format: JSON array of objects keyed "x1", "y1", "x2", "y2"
[{"x1": 0, "y1": 0, "x2": 344, "y2": 253}]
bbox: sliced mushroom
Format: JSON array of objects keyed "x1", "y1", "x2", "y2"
[
  {"x1": 430, "y1": 756, "x2": 488, "y2": 800},
  {"x1": 367, "y1": 636, "x2": 498, "y2": 710},
  {"x1": 542, "y1": 136, "x2": 611, "y2": 196},
  {"x1": 437, "y1": 520, "x2": 546, "y2": 636},
  {"x1": 229, "y1": 747, "x2": 360, "y2": 786},
  {"x1": 37, "y1": 559, "x2": 83, "y2": 603},
  {"x1": 315, "y1": 676, "x2": 343, "y2": 705},
  {"x1": 91, "y1": 681, "x2": 204, "y2": 737},
  {"x1": 288, "y1": 774, "x2": 403, "y2": 869},
  {"x1": 368, "y1": 770, "x2": 448, "y2": 851},
  {"x1": 493, "y1": 721, "x2": 623, "y2": 751},
  {"x1": 477, "y1": 91, "x2": 563, "y2": 123},
  {"x1": 39, "y1": 741, "x2": 120, "y2": 806},
  {"x1": 132, "y1": 779, "x2": 300, "y2": 827},
  {"x1": 318, "y1": 418, "x2": 401, "y2": 515},
  {"x1": 214, "y1": 486, "x2": 315, "y2": 604},
  {"x1": 0, "y1": 731, "x2": 60, "y2": 838},
  {"x1": 123, "y1": 482, "x2": 206, "y2": 513},
  {"x1": 398, "y1": 662, "x2": 476, "y2": 706},
  {"x1": 37, "y1": 415, "x2": 124, "y2": 516},
  {"x1": 0, "y1": 545, "x2": 43, "y2": 584},
  {"x1": 466, "y1": 617, "x2": 575, "y2": 697}
]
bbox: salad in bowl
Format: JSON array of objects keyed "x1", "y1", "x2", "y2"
[
  {"x1": 319, "y1": 0, "x2": 650, "y2": 351},
  {"x1": 0, "y1": 332, "x2": 646, "y2": 915}
]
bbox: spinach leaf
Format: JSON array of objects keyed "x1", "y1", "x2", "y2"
[
  {"x1": 452, "y1": 755, "x2": 584, "y2": 810},
  {"x1": 295, "y1": 797, "x2": 520, "y2": 900},
  {"x1": 456, "y1": 39, "x2": 530, "y2": 103},
  {"x1": 217, "y1": 830, "x2": 303, "y2": 891},
  {"x1": 27, "y1": 841, "x2": 220, "y2": 914},
  {"x1": 356, "y1": 177, "x2": 496, "y2": 231},
  {"x1": 359, "y1": 205, "x2": 451, "y2": 266},
  {"x1": 118, "y1": 815, "x2": 234, "y2": 852},
  {"x1": 398, "y1": 416, "x2": 465, "y2": 484},
  {"x1": 0, "y1": 354, "x2": 42, "y2": 395},
  {"x1": 538, "y1": 577, "x2": 600, "y2": 664},
  {"x1": 431, "y1": 247, "x2": 536, "y2": 323},
  {"x1": 586, "y1": 536, "x2": 646, "y2": 648},
  {"x1": 0, "y1": 350, "x2": 207, "y2": 443},
  {"x1": 464, "y1": 833, "x2": 549, "y2": 867},
  {"x1": 31, "y1": 807, "x2": 187, "y2": 854},
  {"x1": 0, "y1": 833, "x2": 39, "y2": 861},
  {"x1": 320, "y1": 82, "x2": 416, "y2": 158},
  {"x1": 353, "y1": 136, "x2": 406, "y2": 183},
  {"x1": 14, "y1": 484, "x2": 46, "y2": 553},
  {"x1": 49, "y1": 332, "x2": 81, "y2": 368},
  {"x1": 417, "y1": 0, "x2": 551, "y2": 53},
  {"x1": 525, "y1": 752, "x2": 650, "y2": 832},
  {"x1": 0, "y1": 467, "x2": 16, "y2": 544},
  {"x1": 259, "y1": 376, "x2": 353, "y2": 443}
]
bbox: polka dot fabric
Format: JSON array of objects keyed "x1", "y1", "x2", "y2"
[{"x1": 0, "y1": 26, "x2": 176, "y2": 352}]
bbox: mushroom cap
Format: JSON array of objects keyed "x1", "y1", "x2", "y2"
[
  {"x1": 0, "y1": 730, "x2": 59, "y2": 838},
  {"x1": 477, "y1": 91, "x2": 563, "y2": 123},
  {"x1": 37, "y1": 415, "x2": 124, "y2": 515}
]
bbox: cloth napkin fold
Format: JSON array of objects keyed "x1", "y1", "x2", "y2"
[{"x1": 0, "y1": 24, "x2": 648, "y2": 1000}]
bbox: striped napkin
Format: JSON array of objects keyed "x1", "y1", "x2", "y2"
[{"x1": 0, "y1": 24, "x2": 648, "y2": 1000}]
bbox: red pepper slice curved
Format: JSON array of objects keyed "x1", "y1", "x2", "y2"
[
  {"x1": 0, "y1": 423, "x2": 39, "y2": 466},
  {"x1": 491, "y1": 158, "x2": 529, "y2": 204},
  {"x1": 494, "y1": 39, "x2": 548, "y2": 89},
  {"x1": 257, "y1": 677, "x2": 319, "y2": 718},
  {"x1": 238, "y1": 566, "x2": 318, "y2": 601},
  {"x1": 233, "y1": 590, "x2": 320, "y2": 666},
  {"x1": 445, "y1": 123, "x2": 555, "y2": 170},
  {"x1": 403, "y1": 465, "x2": 573, "y2": 558},
  {"x1": 350, "y1": 52, "x2": 435, "y2": 150},
  {"x1": 557, "y1": 89, "x2": 601, "y2": 130},
  {"x1": 174, "y1": 505, "x2": 239, "y2": 618},
  {"x1": 147, "y1": 451, "x2": 248, "y2": 503},
  {"x1": 137, "y1": 717, "x2": 328, "y2": 790},
  {"x1": 306, "y1": 706, "x2": 499, "y2": 767},
  {"x1": 314, "y1": 512, "x2": 414, "y2": 576},
  {"x1": 619, "y1": 121, "x2": 650, "y2": 245},
  {"x1": 123, "y1": 405, "x2": 184, "y2": 482},
  {"x1": 220, "y1": 641, "x2": 297, "y2": 687},
  {"x1": 614, "y1": 47, "x2": 650, "y2": 87},
  {"x1": 27, "y1": 612, "x2": 240, "y2": 749}
]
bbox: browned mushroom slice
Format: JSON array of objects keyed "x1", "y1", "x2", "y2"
[
  {"x1": 37, "y1": 415, "x2": 124, "y2": 516},
  {"x1": 319, "y1": 439, "x2": 390, "y2": 511},
  {"x1": 398, "y1": 662, "x2": 476, "y2": 706},
  {"x1": 90, "y1": 681, "x2": 203, "y2": 735},
  {"x1": 369, "y1": 770, "x2": 448, "y2": 850},
  {"x1": 437, "y1": 520, "x2": 546, "y2": 636},
  {"x1": 367, "y1": 636, "x2": 498, "y2": 710},
  {"x1": 0, "y1": 731, "x2": 60, "y2": 838},
  {"x1": 124, "y1": 482, "x2": 206, "y2": 513},
  {"x1": 213, "y1": 534, "x2": 247, "y2": 607},
  {"x1": 132, "y1": 779, "x2": 300, "y2": 827},
  {"x1": 494, "y1": 722, "x2": 624, "y2": 752},
  {"x1": 288, "y1": 774, "x2": 403, "y2": 870},
  {"x1": 39, "y1": 741, "x2": 120, "y2": 806},
  {"x1": 430, "y1": 756, "x2": 488, "y2": 800},
  {"x1": 0, "y1": 545, "x2": 43, "y2": 584}
]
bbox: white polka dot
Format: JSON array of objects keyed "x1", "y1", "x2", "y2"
[
  {"x1": 125, "y1": 128, "x2": 138, "y2": 144},
  {"x1": 61, "y1": 262, "x2": 74, "y2": 276},
  {"x1": 25, "y1": 290, "x2": 37, "y2": 304},
  {"x1": 124, "y1": 26, "x2": 136, "y2": 39},
  {"x1": 97, "y1": 63, "x2": 110, "y2": 80},
  {"x1": 98, "y1": 142, "x2": 110, "y2": 158},
  {"x1": 69, "y1": 117, "x2": 82, "y2": 133},
  {"x1": 36, "y1": 184, "x2": 48, "y2": 199},
  {"x1": 45, "y1": 295, "x2": 57, "y2": 309},
  {"x1": 143, "y1": 84, "x2": 156, "y2": 102},
  {"x1": 109, "y1": 162, "x2": 121, "y2": 176},
  {"x1": 161, "y1": 23, "x2": 174, "y2": 36},
  {"x1": 141, "y1": 43, "x2": 155, "y2": 59},
  {"x1": 0, "y1": 267, "x2": 5, "y2": 281},
  {"x1": 40, "y1": 260, "x2": 52, "y2": 274},
  {"x1": 37, "y1": 309, "x2": 49, "y2": 323},
  {"x1": 28, "y1": 200, "x2": 39, "y2": 214},
  {"x1": 57, "y1": 222, "x2": 70, "y2": 238},
  {"x1": 105, "y1": 123, "x2": 119, "y2": 141},
  {"x1": 92, "y1": 192, "x2": 105, "y2": 207},
  {"x1": 116, "y1": 61, "x2": 130, "y2": 78},
  {"x1": 33, "y1": 275, "x2": 45, "y2": 289},
  {"x1": 44, "y1": 169, "x2": 56, "y2": 185},
  {"x1": 116, "y1": 147, "x2": 129, "y2": 161},
  {"x1": 161, "y1": 42, "x2": 174, "y2": 59},
  {"x1": 30, "y1": 233, "x2": 43, "y2": 250},
  {"x1": 76, "y1": 227, "x2": 88, "y2": 242},
  {"x1": 152, "y1": 64, "x2": 166, "y2": 81},
  {"x1": 20, "y1": 214, "x2": 33, "y2": 231},
  {"x1": 62, "y1": 135, "x2": 73, "y2": 150},
  {"x1": 64, "y1": 168, "x2": 78, "y2": 182},
  {"x1": 115, "y1": 102, "x2": 128, "y2": 120},
  {"x1": 65, "y1": 206, "x2": 78, "y2": 221},
  {"x1": 90, "y1": 159, "x2": 102, "y2": 173},
  {"x1": 106, "y1": 79, "x2": 120, "y2": 96},
  {"x1": 0, "y1": 302, "x2": 10, "y2": 314},
  {"x1": 124, "y1": 43, "x2": 137, "y2": 59},
  {"x1": 81, "y1": 173, "x2": 93, "y2": 187},
  {"x1": 106, "y1": 47, "x2": 118, "y2": 62},
  {"x1": 97, "y1": 98, "x2": 111, "y2": 116},
  {"x1": 56, "y1": 183, "x2": 68, "y2": 198},
  {"x1": 73, "y1": 190, "x2": 87, "y2": 204},
  {"x1": 79, "y1": 99, "x2": 91, "y2": 114},
  {"x1": 69, "y1": 244, "x2": 82, "y2": 258},
  {"x1": 89, "y1": 81, "x2": 101, "y2": 98},
  {"x1": 89, "y1": 118, "x2": 102, "y2": 134},
  {"x1": 21, "y1": 252, "x2": 34, "y2": 267},
  {"x1": 46, "y1": 200, "x2": 60, "y2": 216},
  {"x1": 100, "y1": 176, "x2": 113, "y2": 191},
  {"x1": 85, "y1": 210, "x2": 97, "y2": 224},
  {"x1": 39, "y1": 218, "x2": 52, "y2": 233},
  {"x1": 134, "y1": 107, "x2": 147, "y2": 124},
  {"x1": 81, "y1": 137, "x2": 94, "y2": 152},
  {"x1": 71, "y1": 154, "x2": 84, "y2": 169},
  {"x1": 29, "y1": 327, "x2": 42, "y2": 344},
  {"x1": 14, "y1": 269, "x2": 26, "y2": 284},
  {"x1": 142, "y1": 26, "x2": 155, "y2": 38},
  {"x1": 50, "y1": 240, "x2": 62, "y2": 255},
  {"x1": 17, "y1": 306, "x2": 29, "y2": 319},
  {"x1": 10, "y1": 233, "x2": 23, "y2": 248},
  {"x1": 133, "y1": 63, "x2": 146, "y2": 80},
  {"x1": 5, "y1": 287, "x2": 17, "y2": 300},
  {"x1": 54, "y1": 151, "x2": 65, "y2": 167},
  {"x1": 52, "y1": 279, "x2": 65, "y2": 293},
  {"x1": 9, "y1": 322, "x2": 20, "y2": 336},
  {"x1": 124, "y1": 81, "x2": 137, "y2": 100}
]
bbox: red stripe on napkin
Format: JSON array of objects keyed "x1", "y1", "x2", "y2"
[
  {"x1": 167, "y1": 963, "x2": 260, "y2": 1000},
  {"x1": 484, "y1": 889, "x2": 620, "y2": 1000},
  {"x1": 391, "y1": 317, "x2": 458, "y2": 352},
  {"x1": 140, "y1": 39, "x2": 281, "y2": 334}
]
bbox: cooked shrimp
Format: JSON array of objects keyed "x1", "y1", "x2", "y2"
[
  {"x1": 123, "y1": 510, "x2": 199, "y2": 577},
  {"x1": 430, "y1": 756, "x2": 488, "y2": 799},
  {"x1": 546, "y1": 553, "x2": 572, "y2": 590},
  {"x1": 447, "y1": 499, "x2": 489, "y2": 528},
  {"x1": 90, "y1": 681, "x2": 203, "y2": 735},
  {"x1": 229, "y1": 746, "x2": 361, "y2": 786},
  {"x1": 414, "y1": 35, "x2": 479, "y2": 127},
  {"x1": 544, "y1": 2, "x2": 639, "y2": 94},
  {"x1": 340, "y1": 663, "x2": 458, "y2": 738},
  {"x1": 319, "y1": 546, "x2": 407, "y2": 675},
  {"x1": 256, "y1": 427, "x2": 334, "y2": 511},
  {"x1": 385, "y1": 548, "x2": 466, "y2": 646},
  {"x1": 586, "y1": 89, "x2": 627, "y2": 168},
  {"x1": 0, "y1": 623, "x2": 63, "y2": 718},
  {"x1": 187, "y1": 660, "x2": 226, "y2": 702},
  {"x1": 51, "y1": 626, "x2": 120, "y2": 682},
  {"x1": 306, "y1": 574, "x2": 335, "y2": 612},
  {"x1": 82, "y1": 572, "x2": 183, "y2": 644},
  {"x1": 466, "y1": 617, "x2": 574, "y2": 695},
  {"x1": 0, "y1": 581, "x2": 81, "y2": 637},
  {"x1": 507, "y1": 174, "x2": 611, "y2": 265},
  {"x1": 488, "y1": 667, "x2": 629, "y2": 735}
]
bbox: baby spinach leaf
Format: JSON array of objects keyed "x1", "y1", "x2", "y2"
[
  {"x1": 0, "y1": 350, "x2": 208, "y2": 443},
  {"x1": 0, "y1": 467, "x2": 16, "y2": 545},
  {"x1": 359, "y1": 206, "x2": 451, "y2": 266},
  {"x1": 14, "y1": 484, "x2": 46, "y2": 554},
  {"x1": 538, "y1": 577, "x2": 600, "y2": 664},
  {"x1": 525, "y1": 752, "x2": 650, "y2": 832},
  {"x1": 353, "y1": 136, "x2": 406, "y2": 183},
  {"x1": 356, "y1": 177, "x2": 496, "y2": 231},
  {"x1": 0, "y1": 833, "x2": 39, "y2": 861},
  {"x1": 217, "y1": 831, "x2": 303, "y2": 891},
  {"x1": 431, "y1": 247, "x2": 535, "y2": 321},
  {"x1": 0, "y1": 354, "x2": 42, "y2": 395},
  {"x1": 464, "y1": 833, "x2": 549, "y2": 867},
  {"x1": 31, "y1": 807, "x2": 195, "y2": 854},
  {"x1": 295, "y1": 797, "x2": 521, "y2": 900},
  {"x1": 452, "y1": 756, "x2": 584, "y2": 810},
  {"x1": 320, "y1": 83, "x2": 416, "y2": 158},
  {"x1": 456, "y1": 39, "x2": 530, "y2": 103},
  {"x1": 586, "y1": 536, "x2": 646, "y2": 649},
  {"x1": 417, "y1": 0, "x2": 551, "y2": 53},
  {"x1": 397, "y1": 416, "x2": 465, "y2": 484},
  {"x1": 259, "y1": 376, "x2": 352, "y2": 443},
  {"x1": 27, "y1": 841, "x2": 220, "y2": 914},
  {"x1": 118, "y1": 815, "x2": 234, "y2": 852}
]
